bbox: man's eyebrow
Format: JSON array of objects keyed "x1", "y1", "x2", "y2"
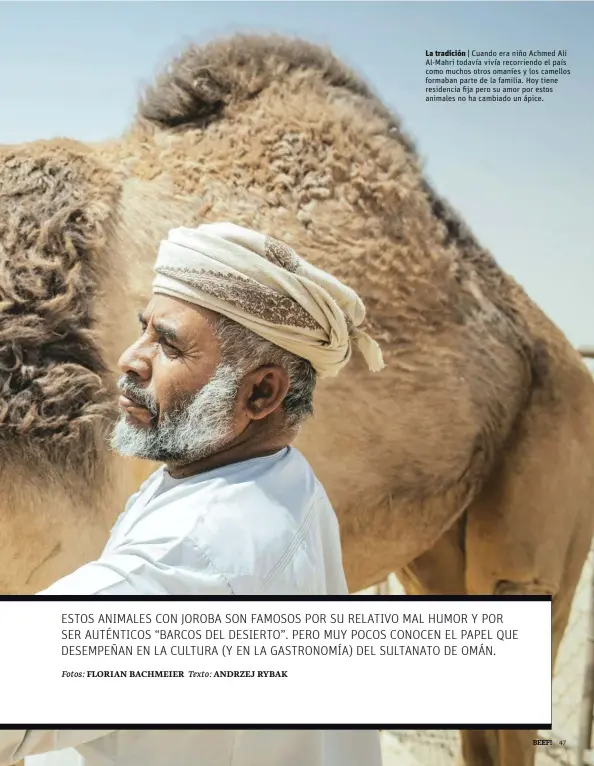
[
  {"x1": 154, "y1": 323, "x2": 181, "y2": 344},
  {"x1": 137, "y1": 312, "x2": 181, "y2": 344}
]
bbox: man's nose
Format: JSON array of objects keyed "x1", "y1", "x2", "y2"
[{"x1": 118, "y1": 342, "x2": 151, "y2": 381}]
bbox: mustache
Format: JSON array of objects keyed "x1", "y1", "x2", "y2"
[{"x1": 117, "y1": 375, "x2": 158, "y2": 416}]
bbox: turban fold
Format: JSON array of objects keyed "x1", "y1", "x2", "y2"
[{"x1": 152, "y1": 222, "x2": 385, "y2": 379}]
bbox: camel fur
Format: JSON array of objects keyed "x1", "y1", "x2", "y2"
[{"x1": 1, "y1": 34, "x2": 593, "y2": 766}]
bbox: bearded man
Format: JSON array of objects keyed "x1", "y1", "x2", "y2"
[{"x1": 0, "y1": 223, "x2": 385, "y2": 766}]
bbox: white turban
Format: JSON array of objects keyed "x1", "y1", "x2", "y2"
[{"x1": 152, "y1": 222, "x2": 385, "y2": 379}]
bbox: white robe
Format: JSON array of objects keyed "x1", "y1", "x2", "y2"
[{"x1": 0, "y1": 447, "x2": 381, "y2": 766}]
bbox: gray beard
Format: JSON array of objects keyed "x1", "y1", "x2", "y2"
[{"x1": 110, "y1": 363, "x2": 243, "y2": 463}]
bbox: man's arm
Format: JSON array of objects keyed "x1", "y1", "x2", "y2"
[
  {"x1": 0, "y1": 554, "x2": 142, "y2": 765},
  {"x1": 5, "y1": 532, "x2": 232, "y2": 760},
  {"x1": 38, "y1": 534, "x2": 233, "y2": 595},
  {"x1": 0, "y1": 730, "x2": 113, "y2": 765}
]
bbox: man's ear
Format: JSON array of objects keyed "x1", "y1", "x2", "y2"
[{"x1": 239, "y1": 366, "x2": 290, "y2": 421}]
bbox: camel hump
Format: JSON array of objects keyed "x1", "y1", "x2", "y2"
[{"x1": 136, "y1": 33, "x2": 382, "y2": 130}]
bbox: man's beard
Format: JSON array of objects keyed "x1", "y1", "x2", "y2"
[{"x1": 110, "y1": 363, "x2": 243, "y2": 463}]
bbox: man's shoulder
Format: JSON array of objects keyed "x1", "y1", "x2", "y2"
[
  {"x1": 193, "y1": 446, "x2": 324, "y2": 538},
  {"x1": 169, "y1": 448, "x2": 335, "y2": 594},
  {"x1": 190, "y1": 446, "x2": 320, "y2": 509},
  {"x1": 113, "y1": 449, "x2": 340, "y2": 595}
]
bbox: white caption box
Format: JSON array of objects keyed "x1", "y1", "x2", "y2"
[{"x1": 0, "y1": 598, "x2": 551, "y2": 726}]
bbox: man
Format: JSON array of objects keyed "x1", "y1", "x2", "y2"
[{"x1": 0, "y1": 223, "x2": 385, "y2": 766}]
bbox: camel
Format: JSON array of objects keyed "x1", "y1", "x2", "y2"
[{"x1": 1, "y1": 34, "x2": 593, "y2": 766}]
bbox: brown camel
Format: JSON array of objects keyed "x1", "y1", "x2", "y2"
[{"x1": 1, "y1": 34, "x2": 593, "y2": 766}]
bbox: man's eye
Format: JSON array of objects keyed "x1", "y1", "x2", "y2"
[{"x1": 159, "y1": 338, "x2": 179, "y2": 355}]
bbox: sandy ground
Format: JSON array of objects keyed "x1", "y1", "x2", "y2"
[
  {"x1": 380, "y1": 731, "x2": 424, "y2": 765},
  {"x1": 367, "y1": 550, "x2": 594, "y2": 766}
]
